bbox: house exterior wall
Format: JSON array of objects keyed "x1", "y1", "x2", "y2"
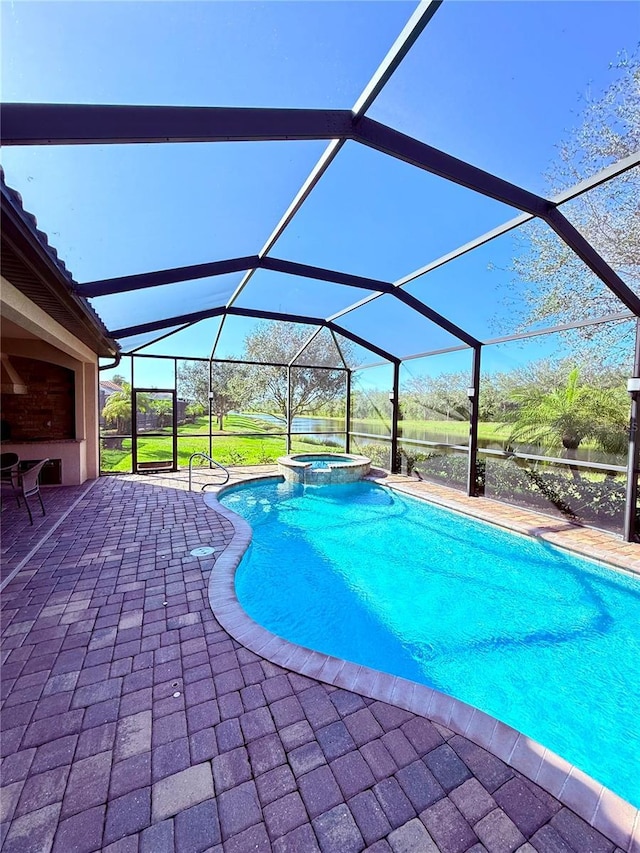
[{"x1": 1, "y1": 276, "x2": 102, "y2": 485}]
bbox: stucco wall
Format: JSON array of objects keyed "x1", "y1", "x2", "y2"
[{"x1": 1, "y1": 276, "x2": 102, "y2": 485}]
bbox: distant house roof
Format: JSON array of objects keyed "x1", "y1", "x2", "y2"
[
  {"x1": 99, "y1": 380, "x2": 124, "y2": 393},
  {"x1": 1, "y1": 168, "x2": 119, "y2": 359}
]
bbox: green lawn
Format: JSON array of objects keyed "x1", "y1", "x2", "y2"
[
  {"x1": 100, "y1": 414, "x2": 342, "y2": 473},
  {"x1": 177, "y1": 413, "x2": 281, "y2": 436}
]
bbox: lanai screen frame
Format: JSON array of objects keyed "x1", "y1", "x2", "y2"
[{"x1": 2, "y1": 0, "x2": 638, "y2": 539}]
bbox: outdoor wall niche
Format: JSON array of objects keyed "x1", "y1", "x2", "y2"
[{"x1": 0, "y1": 356, "x2": 75, "y2": 441}]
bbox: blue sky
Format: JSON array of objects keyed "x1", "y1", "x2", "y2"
[{"x1": 1, "y1": 0, "x2": 636, "y2": 383}]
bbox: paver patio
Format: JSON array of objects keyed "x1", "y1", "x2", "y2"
[
  {"x1": 0, "y1": 472, "x2": 635, "y2": 852},
  {"x1": 0, "y1": 483, "x2": 91, "y2": 586}
]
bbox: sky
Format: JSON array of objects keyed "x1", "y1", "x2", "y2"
[{"x1": 1, "y1": 0, "x2": 637, "y2": 385}]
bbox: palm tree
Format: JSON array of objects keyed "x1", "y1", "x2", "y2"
[
  {"x1": 102, "y1": 382, "x2": 151, "y2": 435},
  {"x1": 506, "y1": 368, "x2": 628, "y2": 479}
]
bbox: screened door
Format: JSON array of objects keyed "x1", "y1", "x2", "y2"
[{"x1": 132, "y1": 389, "x2": 177, "y2": 473}]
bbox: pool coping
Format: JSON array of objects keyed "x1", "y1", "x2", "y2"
[{"x1": 204, "y1": 475, "x2": 640, "y2": 853}]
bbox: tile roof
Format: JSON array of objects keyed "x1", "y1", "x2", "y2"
[{"x1": 99, "y1": 379, "x2": 124, "y2": 392}]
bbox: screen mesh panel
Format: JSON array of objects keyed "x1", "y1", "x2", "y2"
[
  {"x1": 368, "y1": 1, "x2": 638, "y2": 194},
  {"x1": 235, "y1": 268, "x2": 377, "y2": 321},
  {"x1": 272, "y1": 141, "x2": 516, "y2": 282},
  {"x1": 337, "y1": 293, "x2": 464, "y2": 358},
  {"x1": 1, "y1": 1, "x2": 412, "y2": 109},
  {"x1": 404, "y1": 219, "x2": 635, "y2": 342},
  {"x1": 134, "y1": 318, "x2": 224, "y2": 359},
  {"x1": 1, "y1": 141, "x2": 327, "y2": 281}
]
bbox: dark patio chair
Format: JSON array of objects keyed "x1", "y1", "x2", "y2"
[
  {"x1": 20, "y1": 458, "x2": 49, "y2": 525},
  {"x1": 0, "y1": 452, "x2": 21, "y2": 507}
]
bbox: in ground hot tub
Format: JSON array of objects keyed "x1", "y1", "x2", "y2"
[{"x1": 278, "y1": 452, "x2": 371, "y2": 484}]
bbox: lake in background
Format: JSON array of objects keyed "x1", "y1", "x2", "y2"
[{"x1": 237, "y1": 413, "x2": 623, "y2": 466}]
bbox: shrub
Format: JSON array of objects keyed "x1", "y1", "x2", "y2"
[
  {"x1": 356, "y1": 442, "x2": 392, "y2": 469},
  {"x1": 407, "y1": 449, "x2": 624, "y2": 532},
  {"x1": 484, "y1": 458, "x2": 624, "y2": 531},
  {"x1": 411, "y1": 451, "x2": 469, "y2": 490},
  {"x1": 223, "y1": 448, "x2": 247, "y2": 466}
]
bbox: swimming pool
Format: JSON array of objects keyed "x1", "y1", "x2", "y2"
[{"x1": 220, "y1": 478, "x2": 640, "y2": 807}]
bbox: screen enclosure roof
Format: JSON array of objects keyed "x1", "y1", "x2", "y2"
[{"x1": 1, "y1": 0, "x2": 638, "y2": 368}]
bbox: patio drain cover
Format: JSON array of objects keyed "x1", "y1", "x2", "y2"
[{"x1": 190, "y1": 546, "x2": 216, "y2": 557}]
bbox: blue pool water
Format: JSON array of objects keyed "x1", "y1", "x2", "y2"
[{"x1": 221, "y1": 479, "x2": 640, "y2": 807}]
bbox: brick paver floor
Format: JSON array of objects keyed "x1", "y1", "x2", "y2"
[
  {"x1": 1, "y1": 482, "x2": 94, "y2": 585},
  {"x1": 0, "y1": 475, "x2": 629, "y2": 852}
]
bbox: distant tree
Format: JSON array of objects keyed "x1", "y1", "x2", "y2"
[
  {"x1": 403, "y1": 373, "x2": 469, "y2": 421},
  {"x1": 401, "y1": 372, "x2": 515, "y2": 423},
  {"x1": 477, "y1": 374, "x2": 513, "y2": 422},
  {"x1": 177, "y1": 359, "x2": 251, "y2": 430},
  {"x1": 350, "y1": 388, "x2": 391, "y2": 424},
  {"x1": 498, "y1": 358, "x2": 627, "y2": 397},
  {"x1": 210, "y1": 362, "x2": 251, "y2": 430},
  {"x1": 177, "y1": 362, "x2": 209, "y2": 409},
  {"x1": 102, "y1": 393, "x2": 131, "y2": 435},
  {"x1": 508, "y1": 53, "x2": 640, "y2": 364},
  {"x1": 400, "y1": 361, "x2": 629, "y2": 428},
  {"x1": 242, "y1": 323, "x2": 348, "y2": 420},
  {"x1": 185, "y1": 402, "x2": 206, "y2": 424}
]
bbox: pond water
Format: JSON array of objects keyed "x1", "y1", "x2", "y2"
[{"x1": 241, "y1": 412, "x2": 467, "y2": 445}]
